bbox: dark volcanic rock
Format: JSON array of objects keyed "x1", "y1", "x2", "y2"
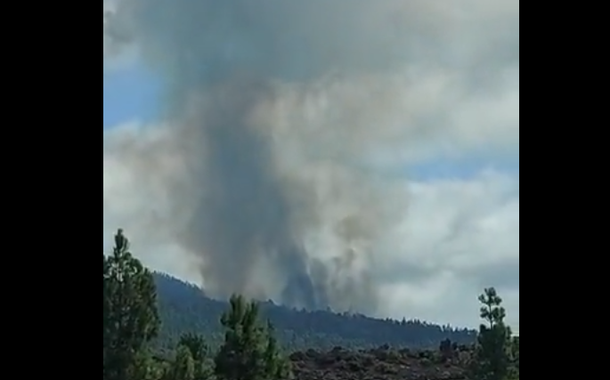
[{"x1": 289, "y1": 345, "x2": 471, "y2": 380}]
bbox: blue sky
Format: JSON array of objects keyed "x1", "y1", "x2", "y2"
[{"x1": 104, "y1": 67, "x2": 161, "y2": 128}]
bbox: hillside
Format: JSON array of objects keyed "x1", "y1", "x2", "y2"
[{"x1": 153, "y1": 273, "x2": 477, "y2": 353}]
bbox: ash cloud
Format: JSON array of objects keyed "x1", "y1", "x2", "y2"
[{"x1": 103, "y1": 0, "x2": 519, "y2": 314}]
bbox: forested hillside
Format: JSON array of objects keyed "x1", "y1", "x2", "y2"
[
  {"x1": 104, "y1": 229, "x2": 518, "y2": 380},
  {"x1": 153, "y1": 273, "x2": 477, "y2": 352}
]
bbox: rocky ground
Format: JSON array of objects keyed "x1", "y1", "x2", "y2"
[{"x1": 289, "y1": 345, "x2": 472, "y2": 380}]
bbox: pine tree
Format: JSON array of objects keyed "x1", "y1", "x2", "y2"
[
  {"x1": 169, "y1": 345, "x2": 196, "y2": 380},
  {"x1": 214, "y1": 294, "x2": 292, "y2": 380},
  {"x1": 507, "y1": 336, "x2": 519, "y2": 380},
  {"x1": 472, "y1": 287, "x2": 512, "y2": 380},
  {"x1": 263, "y1": 321, "x2": 292, "y2": 379},
  {"x1": 178, "y1": 333, "x2": 214, "y2": 380},
  {"x1": 179, "y1": 333, "x2": 209, "y2": 363},
  {"x1": 128, "y1": 350, "x2": 163, "y2": 380},
  {"x1": 103, "y1": 229, "x2": 161, "y2": 380}
]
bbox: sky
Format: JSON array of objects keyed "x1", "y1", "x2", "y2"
[{"x1": 103, "y1": 0, "x2": 519, "y2": 332}]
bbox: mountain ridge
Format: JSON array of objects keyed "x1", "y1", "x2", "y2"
[{"x1": 153, "y1": 272, "x2": 477, "y2": 352}]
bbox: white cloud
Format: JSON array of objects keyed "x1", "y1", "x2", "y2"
[
  {"x1": 378, "y1": 170, "x2": 518, "y2": 329},
  {"x1": 104, "y1": 0, "x2": 139, "y2": 70}
]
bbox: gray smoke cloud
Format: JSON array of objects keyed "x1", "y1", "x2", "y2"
[{"x1": 103, "y1": 0, "x2": 519, "y2": 314}]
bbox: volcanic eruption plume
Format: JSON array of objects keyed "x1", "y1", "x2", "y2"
[{"x1": 103, "y1": 0, "x2": 519, "y2": 314}]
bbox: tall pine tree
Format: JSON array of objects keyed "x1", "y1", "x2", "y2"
[
  {"x1": 472, "y1": 287, "x2": 512, "y2": 380},
  {"x1": 103, "y1": 229, "x2": 160, "y2": 380},
  {"x1": 214, "y1": 294, "x2": 291, "y2": 380}
]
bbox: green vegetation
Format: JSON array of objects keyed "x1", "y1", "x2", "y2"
[
  {"x1": 214, "y1": 295, "x2": 292, "y2": 380},
  {"x1": 103, "y1": 229, "x2": 519, "y2": 380},
  {"x1": 154, "y1": 273, "x2": 477, "y2": 352},
  {"x1": 103, "y1": 229, "x2": 160, "y2": 380},
  {"x1": 471, "y1": 288, "x2": 519, "y2": 380}
]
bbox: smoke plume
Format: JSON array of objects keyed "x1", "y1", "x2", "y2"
[{"x1": 103, "y1": 0, "x2": 519, "y2": 314}]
